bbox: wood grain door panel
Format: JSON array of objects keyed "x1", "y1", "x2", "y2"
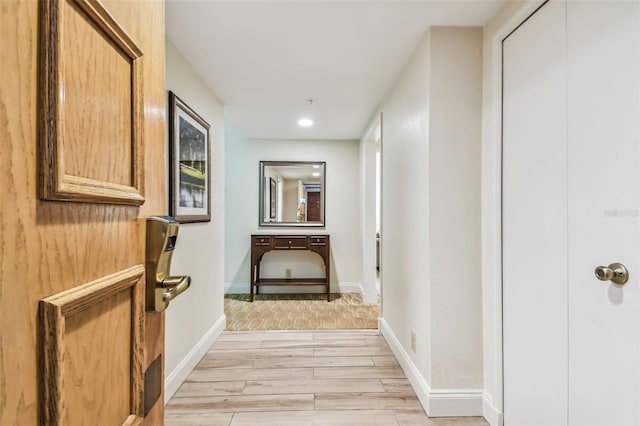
[
  {"x1": 40, "y1": 265, "x2": 145, "y2": 425},
  {"x1": 39, "y1": 0, "x2": 144, "y2": 205},
  {"x1": 0, "y1": 0, "x2": 166, "y2": 424}
]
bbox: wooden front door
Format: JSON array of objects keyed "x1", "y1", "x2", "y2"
[
  {"x1": 307, "y1": 191, "x2": 321, "y2": 222},
  {"x1": 1, "y1": 0, "x2": 166, "y2": 424}
]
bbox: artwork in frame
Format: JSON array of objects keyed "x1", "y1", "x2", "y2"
[
  {"x1": 168, "y1": 91, "x2": 211, "y2": 223},
  {"x1": 269, "y1": 177, "x2": 277, "y2": 219}
]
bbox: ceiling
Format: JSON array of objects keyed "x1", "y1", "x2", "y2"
[{"x1": 165, "y1": 1, "x2": 505, "y2": 141}]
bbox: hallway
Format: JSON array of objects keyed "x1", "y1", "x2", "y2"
[{"x1": 165, "y1": 330, "x2": 488, "y2": 425}]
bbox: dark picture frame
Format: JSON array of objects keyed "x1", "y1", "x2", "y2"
[
  {"x1": 168, "y1": 91, "x2": 211, "y2": 223},
  {"x1": 269, "y1": 177, "x2": 277, "y2": 219}
]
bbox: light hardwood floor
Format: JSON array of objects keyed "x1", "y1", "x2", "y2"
[{"x1": 166, "y1": 330, "x2": 488, "y2": 425}]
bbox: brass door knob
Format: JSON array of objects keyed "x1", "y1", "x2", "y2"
[{"x1": 594, "y1": 263, "x2": 629, "y2": 285}]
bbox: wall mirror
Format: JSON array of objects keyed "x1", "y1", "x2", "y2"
[{"x1": 259, "y1": 161, "x2": 325, "y2": 227}]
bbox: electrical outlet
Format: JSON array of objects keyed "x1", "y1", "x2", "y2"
[
  {"x1": 410, "y1": 330, "x2": 416, "y2": 353},
  {"x1": 285, "y1": 268, "x2": 292, "y2": 278}
]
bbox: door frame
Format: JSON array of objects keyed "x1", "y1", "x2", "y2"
[
  {"x1": 480, "y1": 1, "x2": 549, "y2": 424},
  {"x1": 360, "y1": 114, "x2": 382, "y2": 306}
]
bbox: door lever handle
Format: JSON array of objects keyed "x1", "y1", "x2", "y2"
[
  {"x1": 153, "y1": 275, "x2": 191, "y2": 310},
  {"x1": 162, "y1": 275, "x2": 190, "y2": 288},
  {"x1": 594, "y1": 263, "x2": 629, "y2": 285},
  {"x1": 161, "y1": 275, "x2": 191, "y2": 303}
]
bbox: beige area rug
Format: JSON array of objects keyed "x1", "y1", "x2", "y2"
[{"x1": 224, "y1": 293, "x2": 380, "y2": 331}]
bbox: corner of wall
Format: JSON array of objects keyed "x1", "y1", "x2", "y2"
[{"x1": 380, "y1": 318, "x2": 484, "y2": 417}]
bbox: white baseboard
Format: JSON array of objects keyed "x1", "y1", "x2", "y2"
[
  {"x1": 224, "y1": 282, "x2": 365, "y2": 299},
  {"x1": 483, "y1": 393, "x2": 504, "y2": 426},
  {"x1": 164, "y1": 314, "x2": 226, "y2": 403},
  {"x1": 334, "y1": 282, "x2": 364, "y2": 296},
  {"x1": 379, "y1": 318, "x2": 484, "y2": 417}
]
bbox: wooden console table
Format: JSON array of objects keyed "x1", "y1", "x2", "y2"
[{"x1": 250, "y1": 234, "x2": 330, "y2": 302}]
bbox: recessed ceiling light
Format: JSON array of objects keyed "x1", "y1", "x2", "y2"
[
  {"x1": 312, "y1": 172, "x2": 320, "y2": 177},
  {"x1": 298, "y1": 118, "x2": 314, "y2": 127}
]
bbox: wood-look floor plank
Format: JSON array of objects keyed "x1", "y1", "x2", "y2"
[
  {"x1": 204, "y1": 347, "x2": 314, "y2": 359},
  {"x1": 314, "y1": 346, "x2": 394, "y2": 357},
  {"x1": 253, "y1": 355, "x2": 374, "y2": 369},
  {"x1": 210, "y1": 340, "x2": 264, "y2": 350},
  {"x1": 242, "y1": 378, "x2": 385, "y2": 395},
  {"x1": 173, "y1": 381, "x2": 246, "y2": 397},
  {"x1": 195, "y1": 357, "x2": 253, "y2": 369},
  {"x1": 259, "y1": 338, "x2": 378, "y2": 349},
  {"x1": 314, "y1": 366, "x2": 406, "y2": 379},
  {"x1": 164, "y1": 412, "x2": 234, "y2": 426},
  {"x1": 373, "y1": 355, "x2": 401, "y2": 367},
  {"x1": 382, "y1": 378, "x2": 415, "y2": 393},
  {"x1": 186, "y1": 367, "x2": 313, "y2": 382},
  {"x1": 394, "y1": 410, "x2": 438, "y2": 425},
  {"x1": 312, "y1": 331, "x2": 381, "y2": 340},
  {"x1": 394, "y1": 412, "x2": 490, "y2": 426},
  {"x1": 428, "y1": 417, "x2": 490, "y2": 426},
  {"x1": 315, "y1": 392, "x2": 423, "y2": 411},
  {"x1": 217, "y1": 331, "x2": 314, "y2": 341},
  {"x1": 229, "y1": 409, "x2": 400, "y2": 426},
  {"x1": 166, "y1": 394, "x2": 315, "y2": 413}
]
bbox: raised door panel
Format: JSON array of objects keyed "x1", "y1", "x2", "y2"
[
  {"x1": 39, "y1": 0, "x2": 144, "y2": 205},
  {"x1": 60, "y1": 0, "x2": 134, "y2": 186},
  {"x1": 40, "y1": 266, "x2": 145, "y2": 424}
]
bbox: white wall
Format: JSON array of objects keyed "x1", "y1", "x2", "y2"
[
  {"x1": 378, "y1": 30, "x2": 433, "y2": 386},
  {"x1": 428, "y1": 27, "x2": 483, "y2": 390},
  {"x1": 374, "y1": 26, "x2": 484, "y2": 417},
  {"x1": 164, "y1": 38, "x2": 226, "y2": 401},
  {"x1": 224, "y1": 130, "x2": 365, "y2": 298}
]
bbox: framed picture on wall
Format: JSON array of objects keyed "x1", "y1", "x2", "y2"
[
  {"x1": 269, "y1": 177, "x2": 277, "y2": 219},
  {"x1": 168, "y1": 91, "x2": 211, "y2": 223}
]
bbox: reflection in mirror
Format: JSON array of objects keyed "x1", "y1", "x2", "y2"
[{"x1": 259, "y1": 161, "x2": 325, "y2": 227}]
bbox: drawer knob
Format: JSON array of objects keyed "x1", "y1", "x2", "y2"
[{"x1": 288, "y1": 240, "x2": 292, "y2": 244}]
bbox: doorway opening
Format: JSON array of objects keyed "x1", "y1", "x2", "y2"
[{"x1": 375, "y1": 123, "x2": 382, "y2": 301}]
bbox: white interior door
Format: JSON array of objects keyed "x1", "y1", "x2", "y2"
[
  {"x1": 566, "y1": 2, "x2": 639, "y2": 425},
  {"x1": 503, "y1": 1, "x2": 639, "y2": 425},
  {"x1": 503, "y1": 2, "x2": 568, "y2": 424}
]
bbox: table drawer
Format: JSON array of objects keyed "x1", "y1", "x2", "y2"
[
  {"x1": 309, "y1": 236, "x2": 328, "y2": 246},
  {"x1": 253, "y1": 236, "x2": 272, "y2": 247},
  {"x1": 274, "y1": 237, "x2": 307, "y2": 249}
]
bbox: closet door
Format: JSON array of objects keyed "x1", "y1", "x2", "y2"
[
  {"x1": 567, "y1": 2, "x2": 639, "y2": 425},
  {"x1": 502, "y1": 2, "x2": 568, "y2": 425},
  {"x1": 504, "y1": 1, "x2": 640, "y2": 425}
]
